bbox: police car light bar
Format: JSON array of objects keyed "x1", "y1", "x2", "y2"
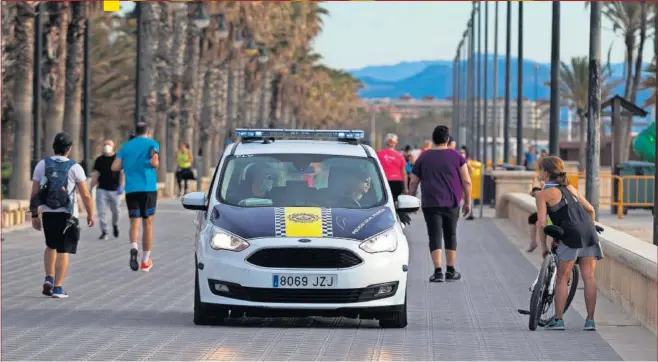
[{"x1": 234, "y1": 129, "x2": 366, "y2": 141}]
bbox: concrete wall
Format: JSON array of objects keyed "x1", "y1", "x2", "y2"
[{"x1": 499, "y1": 192, "x2": 658, "y2": 335}]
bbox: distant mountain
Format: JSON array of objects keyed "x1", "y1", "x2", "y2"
[{"x1": 349, "y1": 56, "x2": 653, "y2": 108}]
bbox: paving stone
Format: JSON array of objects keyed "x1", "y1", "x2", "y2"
[{"x1": 2, "y1": 200, "x2": 622, "y2": 361}]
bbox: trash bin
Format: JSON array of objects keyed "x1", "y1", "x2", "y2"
[{"x1": 611, "y1": 161, "x2": 655, "y2": 215}]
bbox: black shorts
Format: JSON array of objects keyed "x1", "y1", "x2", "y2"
[
  {"x1": 388, "y1": 181, "x2": 405, "y2": 202},
  {"x1": 42, "y1": 212, "x2": 79, "y2": 254},
  {"x1": 422, "y1": 207, "x2": 460, "y2": 251},
  {"x1": 125, "y1": 191, "x2": 158, "y2": 219}
]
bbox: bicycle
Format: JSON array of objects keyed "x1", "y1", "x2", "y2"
[{"x1": 518, "y1": 224, "x2": 604, "y2": 331}]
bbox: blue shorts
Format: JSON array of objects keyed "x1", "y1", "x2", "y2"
[{"x1": 125, "y1": 191, "x2": 158, "y2": 219}]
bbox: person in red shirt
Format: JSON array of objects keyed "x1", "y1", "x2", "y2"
[{"x1": 376, "y1": 133, "x2": 408, "y2": 202}]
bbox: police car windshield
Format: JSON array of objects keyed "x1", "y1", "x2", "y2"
[{"x1": 218, "y1": 154, "x2": 387, "y2": 209}]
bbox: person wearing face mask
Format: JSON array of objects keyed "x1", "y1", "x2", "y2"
[{"x1": 91, "y1": 140, "x2": 124, "y2": 240}]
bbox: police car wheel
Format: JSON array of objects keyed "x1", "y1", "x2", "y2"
[
  {"x1": 378, "y1": 293, "x2": 408, "y2": 328},
  {"x1": 194, "y1": 258, "x2": 228, "y2": 325}
]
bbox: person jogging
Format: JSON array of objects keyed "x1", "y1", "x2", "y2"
[
  {"x1": 409, "y1": 126, "x2": 472, "y2": 282},
  {"x1": 30, "y1": 132, "x2": 94, "y2": 298},
  {"x1": 175, "y1": 142, "x2": 195, "y2": 197},
  {"x1": 376, "y1": 133, "x2": 408, "y2": 201},
  {"x1": 112, "y1": 122, "x2": 160, "y2": 272},
  {"x1": 91, "y1": 139, "x2": 124, "y2": 240}
]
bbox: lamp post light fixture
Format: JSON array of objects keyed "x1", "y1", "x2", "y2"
[
  {"x1": 215, "y1": 13, "x2": 229, "y2": 40},
  {"x1": 169, "y1": 2, "x2": 186, "y2": 11},
  {"x1": 257, "y1": 46, "x2": 269, "y2": 64},
  {"x1": 245, "y1": 38, "x2": 258, "y2": 57},
  {"x1": 232, "y1": 28, "x2": 244, "y2": 49},
  {"x1": 193, "y1": 4, "x2": 211, "y2": 29}
]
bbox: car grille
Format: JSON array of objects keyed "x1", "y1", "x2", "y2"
[
  {"x1": 246, "y1": 248, "x2": 363, "y2": 269},
  {"x1": 208, "y1": 280, "x2": 398, "y2": 304}
]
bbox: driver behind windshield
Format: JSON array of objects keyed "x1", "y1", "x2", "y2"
[
  {"x1": 335, "y1": 169, "x2": 371, "y2": 208},
  {"x1": 243, "y1": 164, "x2": 275, "y2": 200}
]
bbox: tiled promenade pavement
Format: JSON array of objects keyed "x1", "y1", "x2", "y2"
[{"x1": 0, "y1": 199, "x2": 649, "y2": 361}]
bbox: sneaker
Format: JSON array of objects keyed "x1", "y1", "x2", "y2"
[
  {"x1": 545, "y1": 318, "x2": 565, "y2": 330},
  {"x1": 445, "y1": 269, "x2": 462, "y2": 281},
  {"x1": 42, "y1": 276, "x2": 54, "y2": 296},
  {"x1": 429, "y1": 271, "x2": 444, "y2": 283},
  {"x1": 583, "y1": 320, "x2": 596, "y2": 331},
  {"x1": 141, "y1": 259, "x2": 153, "y2": 272},
  {"x1": 130, "y1": 248, "x2": 139, "y2": 271},
  {"x1": 113, "y1": 225, "x2": 119, "y2": 238},
  {"x1": 99, "y1": 232, "x2": 108, "y2": 240},
  {"x1": 52, "y1": 286, "x2": 68, "y2": 299}
]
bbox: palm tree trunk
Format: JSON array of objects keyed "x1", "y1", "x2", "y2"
[
  {"x1": 167, "y1": 7, "x2": 187, "y2": 172},
  {"x1": 212, "y1": 65, "x2": 229, "y2": 164},
  {"x1": 259, "y1": 70, "x2": 272, "y2": 128},
  {"x1": 236, "y1": 61, "x2": 248, "y2": 126},
  {"x1": 269, "y1": 73, "x2": 283, "y2": 127},
  {"x1": 63, "y1": 2, "x2": 85, "y2": 162},
  {"x1": 578, "y1": 113, "x2": 586, "y2": 171},
  {"x1": 199, "y1": 66, "x2": 214, "y2": 178},
  {"x1": 188, "y1": 33, "x2": 208, "y2": 151},
  {"x1": 154, "y1": 3, "x2": 171, "y2": 182},
  {"x1": 43, "y1": 3, "x2": 69, "y2": 154},
  {"x1": 621, "y1": 2, "x2": 648, "y2": 162},
  {"x1": 138, "y1": 2, "x2": 159, "y2": 128},
  {"x1": 8, "y1": 2, "x2": 35, "y2": 200},
  {"x1": 180, "y1": 4, "x2": 201, "y2": 148},
  {"x1": 227, "y1": 54, "x2": 242, "y2": 134}
]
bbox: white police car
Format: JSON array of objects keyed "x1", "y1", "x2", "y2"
[{"x1": 181, "y1": 129, "x2": 420, "y2": 328}]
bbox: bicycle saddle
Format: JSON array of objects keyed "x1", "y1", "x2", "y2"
[{"x1": 543, "y1": 225, "x2": 564, "y2": 239}]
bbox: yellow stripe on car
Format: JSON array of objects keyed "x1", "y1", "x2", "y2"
[{"x1": 283, "y1": 207, "x2": 324, "y2": 237}]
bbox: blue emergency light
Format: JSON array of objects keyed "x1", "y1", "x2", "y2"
[{"x1": 234, "y1": 129, "x2": 366, "y2": 142}]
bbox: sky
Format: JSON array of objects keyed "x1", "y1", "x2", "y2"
[{"x1": 312, "y1": 1, "x2": 655, "y2": 70}]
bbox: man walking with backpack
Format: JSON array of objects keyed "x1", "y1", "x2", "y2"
[
  {"x1": 30, "y1": 132, "x2": 95, "y2": 298},
  {"x1": 112, "y1": 122, "x2": 160, "y2": 272}
]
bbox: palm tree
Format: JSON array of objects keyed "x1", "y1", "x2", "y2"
[
  {"x1": 153, "y1": 3, "x2": 172, "y2": 182},
  {"x1": 42, "y1": 2, "x2": 70, "y2": 156},
  {"x1": 167, "y1": 6, "x2": 187, "y2": 172},
  {"x1": 62, "y1": 2, "x2": 85, "y2": 162},
  {"x1": 594, "y1": 1, "x2": 652, "y2": 161},
  {"x1": 8, "y1": 2, "x2": 37, "y2": 200},
  {"x1": 558, "y1": 56, "x2": 619, "y2": 171},
  {"x1": 642, "y1": 59, "x2": 656, "y2": 108},
  {"x1": 180, "y1": 3, "x2": 202, "y2": 149}
]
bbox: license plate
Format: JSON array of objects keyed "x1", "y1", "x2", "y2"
[{"x1": 272, "y1": 274, "x2": 337, "y2": 289}]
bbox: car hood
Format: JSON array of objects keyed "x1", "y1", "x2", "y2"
[{"x1": 210, "y1": 204, "x2": 396, "y2": 241}]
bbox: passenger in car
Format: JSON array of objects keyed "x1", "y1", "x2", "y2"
[{"x1": 232, "y1": 164, "x2": 276, "y2": 204}]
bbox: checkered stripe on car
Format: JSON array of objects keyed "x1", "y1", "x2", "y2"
[
  {"x1": 274, "y1": 207, "x2": 286, "y2": 237},
  {"x1": 321, "y1": 208, "x2": 333, "y2": 237}
]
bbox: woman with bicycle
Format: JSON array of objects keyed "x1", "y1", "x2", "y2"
[{"x1": 535, "y1": 156, "x2": 602, "y2": 331}]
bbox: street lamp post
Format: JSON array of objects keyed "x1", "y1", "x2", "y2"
[
  {"x1": 503, "y1": 0, "x2": 512, "y2": 163},
  {"x1": 549, "y1": 2, "x2": 561, "y2": 155},
  {"x1": 133, "y1": 2, "x2": 142, "y2": 126},
  {"x1": 534, "y1": 64, "x2": 539, "y2": 148},
  {"x1": 83, "y1": 18, "x2": 91, "y2": 174},
  {"x1": 32, "y1": 4, "x2": 44, "y2": 173},
  {"x1": 468, "y1": 14, "x2": 475, "y2": 152},
  {"x1": 481, "y1": 0, "x2": 489, "y2": 217},
  {"x1": 492, "y1": 1, "x2": 499, "y2": 168},
  {"x1": 476, "y1": 2, "x2": 481, "y2": 161},
  {"x1": 516, "y1": 1, "x2": 524, "y2": 166}
]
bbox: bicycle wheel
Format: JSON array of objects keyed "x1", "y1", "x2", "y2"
[
  {"x1": 538, "y1": 264, "x2": 579, "y2": 326},
  {"x1": 528, "y1": 255, "x2": 552, "y2": 331}
]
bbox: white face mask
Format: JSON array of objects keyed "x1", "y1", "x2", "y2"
[{"x1": 103, "y1": 145, "x2": 114, "y2": 154}]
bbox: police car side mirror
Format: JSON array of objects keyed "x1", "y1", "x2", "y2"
[
  {"x1": 182, "y1": 192, "x2": 207, "y2": 211},
  {"x1": 396, "y1": 195, "x2": 420, "y2": 213}
]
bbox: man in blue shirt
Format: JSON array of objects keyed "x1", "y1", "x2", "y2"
[{"x1": 112, "y1": 122, "x2": 160, "y2": 272}]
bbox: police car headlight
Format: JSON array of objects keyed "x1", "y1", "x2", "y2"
[
  {"x1": 210, "y1": 229, "x2": 250, "y2": 252},
  {"x1": 359, "y1": 229, "x2": 397, "y2": 253}
]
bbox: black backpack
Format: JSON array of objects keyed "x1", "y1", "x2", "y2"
[
  {"x1": 38, "y1": 158, "x2": 77, "y2": 213},
  {"x1": 555, "y1": 186, "x2": 598, "y2": 249}
]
